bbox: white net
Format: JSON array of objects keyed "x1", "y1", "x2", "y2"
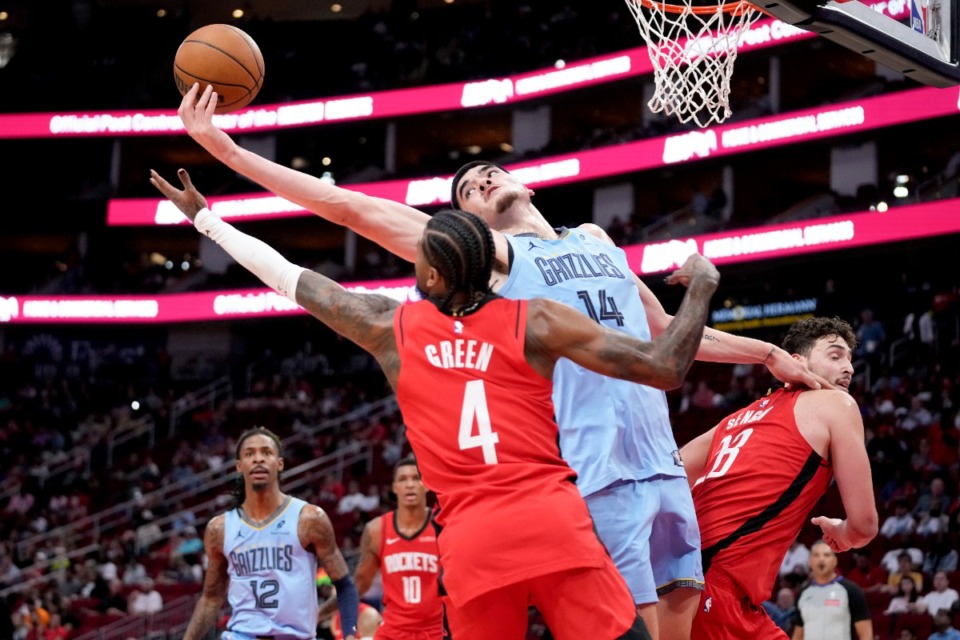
[{"x1": 625, "y1": 0, "x2": 762, "y2": 127}]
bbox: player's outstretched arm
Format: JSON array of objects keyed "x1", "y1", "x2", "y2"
[
  {"x1": 183, "y1": 516, "x2": 229, "y2": 640},
  {"x1": 150, "y1": 169, "x2": 401, "y2": 385},
  {"x1": 179, "y1": 83, "x2": 429, "y2": 263},
  {"x1": 525, "y1": 253, "x2": 718, "y2": 389},
  {"x1": 579, "y1": 223, "x2": 831, "y2": 390},
  {"x1": 809, "y1": 391, "x2": 878, "y2": 552}
]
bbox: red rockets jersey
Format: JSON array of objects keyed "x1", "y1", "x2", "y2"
[
  {"x1": 394, "y1": 298, "x2": 609, "y2": 606},
  {"x1": 378, "y1": 510, "x2": 443, "y2": 635},
  {"x1": 691, "y1": 387, "x2": 834, "y2": 605}
]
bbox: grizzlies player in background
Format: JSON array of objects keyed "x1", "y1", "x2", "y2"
[
  {"x1": 183, "y1": 427, "x2": 360, "y2": 640},
  {"x1": 176, "y1": 83, "x2": 831, "y2": 640}
]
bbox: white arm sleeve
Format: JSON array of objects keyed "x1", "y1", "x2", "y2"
[{"x1": 194, "y1": 208, "x2": 305, "y2": 304}]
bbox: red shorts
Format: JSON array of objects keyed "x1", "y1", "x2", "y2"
[
  {"x1": 443, "y1": 555, "x2": 637, "y2": 640},
  {"x1": 691, "y1": 571, "x2": 788, "y2": 640}
]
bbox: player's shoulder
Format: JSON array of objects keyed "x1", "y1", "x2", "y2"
[
  {"x1": 798, "y1": 388, "x2": 859, "y2": 412},
  {"x1": 204, "y1": 513, "x2": 228, "y2": 545},
  {"x1": 574, "y1": 222, "x2": 615, "y2": 245},
  {"x1": 298, "y1": 502, "x2": 333, "y2": 525}
]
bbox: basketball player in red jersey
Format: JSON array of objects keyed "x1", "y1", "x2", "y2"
[
  {"x1": 681, "y1": 317, "x2": 879, "y2": 640},
  {"x1": 151, "y1": 169, "x2": 721, "y2": 640},
  {"x1": 320, "y1": 456, "x2": 442, "y2": 640}
]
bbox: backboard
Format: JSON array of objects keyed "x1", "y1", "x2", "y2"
[{"x1": 757, "y1": 0, "x2": 959, "y2": 86}]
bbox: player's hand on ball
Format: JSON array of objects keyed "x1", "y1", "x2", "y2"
[
  {"x1": 149, "y1": 168, "x2": 208, "y2": 223},
  {"x1": 179, "y1": 83, "x2": 219, "y2": 140}
]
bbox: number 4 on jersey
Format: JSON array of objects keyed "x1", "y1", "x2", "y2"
[{"x1": 458, "y1": 380, "x2": 500, "y2": 464}]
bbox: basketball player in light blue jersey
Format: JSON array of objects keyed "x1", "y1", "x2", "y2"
[
  {"x1": 176, "y1": 83, "x2": 833, "y2": 640},
  {"x1": 183, "y1": 427, "x2": 360, "y2": 640}
]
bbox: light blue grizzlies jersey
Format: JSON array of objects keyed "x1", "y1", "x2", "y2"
[
  {"x1": 499, "y1": 230, "x2": 684, "y2": 496},
  {"x1": 222, "y1": 496, "x2": 318, "y2": 640}
]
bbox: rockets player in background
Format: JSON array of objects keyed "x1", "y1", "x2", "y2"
[
  {"x1": 681, "y1": 317, "x2": 878, "y2": 640},
  {"x1": 183, "y1": 427, "x2": 360, "y2": 640},
  {"x1": 320, "y1": 456, "x2": 443, "y2": 640}
]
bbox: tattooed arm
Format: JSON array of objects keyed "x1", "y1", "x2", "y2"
[
  {"x1": 577, "y1": 222, "x2": 830, "y2": 390},
  {"x1": 317, "y1": 516, "x2": 382, "y2": 621},
  {"x1": 149, "y1": 168, "x2": 401, "y2": 390},
  {"x1": 183, "y1": 516, "x2": 229, "y2": 640},
  {"x1": 525, "y1": 253, "x2": 719, "y2": 389},
  {"x1": 301, "y1": 505, "x2": 359, "y2": 640},
  {"x1": 295, "y1": 274, "x2": 401, "y2": 389}
]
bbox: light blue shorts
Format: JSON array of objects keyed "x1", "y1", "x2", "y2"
[{"x1": 585, "y1": 475, "x2": 704, "y2": 605}]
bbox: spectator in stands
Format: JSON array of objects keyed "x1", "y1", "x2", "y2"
[
  {"x1": 930, "y1": 610, "x2": 960, "y2": 640},
  {"x1": 0, "y1": 552, "x2": 23, "y2": 589},
  {"x1": 899, "y1": 396, "x2": 935, "y2": 432},
  {"x1": 924, "y1": 571, "x2": 959, "y2": 617},
  {"x1": 96, "y1": 579, "x2": 127, "y2": 616},
  {"x1": 780, "y1": 540, "x2": 811, "y2": 578},
  {"x1": 847, "y1": 550, "x2": 887, "y2": 592},
  {"x1": 127, "y1": 577, "x2": 163, "y2": 616},
  {"x1": 794, "y1": 540, "x2": 872, "y2": 640},
  {"x1": 762, "y1": 587, "x2": 797, "y2": 635},
  {"x1": 175, "y1": 526, "x2": 203, "y2": 558},
  {"x1": 120, "y1": 557, "x2": 148, "y2": 588},
  {"x1": 880, "y1": 501, "x2": 918, "y2": 538},
  {"x1": 317, "y1": 473, "x2": 346, "y2": 505},
  {"x1": 915, "y1": 477, "x2": 951, "y2": 517},
  {"x1": 885, "y1": 575, "x2": 927, "y2": 615},
  {"x1": 134, "y1": 510, "x2": 162, "y2": 556},
  {"x1": 918, "y1": 507, "x2": 950, "y2": 538},
  {"x1": 855, "y1": 308, "x2": 886, "y2": 363},
  {"x1": 881, "y1": 541, "x2": 924, "y2": 574},
  {"x1": 336, "y1": 480, "x2": 367, "y2": 515},
  {"x1": 42, "y1": 612, "x2": 69, "y2": 640},
  {"x1": 886, "y1": 552, "x2": 926, "y2": 594},
  {"x1": 924, "y1": 533, "x2": 959, "y2": 573}
]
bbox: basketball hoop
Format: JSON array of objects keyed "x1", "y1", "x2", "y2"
[{"x1": 625, "y1": 0, "x2": 763, "y2": 127}]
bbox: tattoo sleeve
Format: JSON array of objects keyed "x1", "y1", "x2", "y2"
[
  {"x1": 184, "y1": 517, "x2": 229, "y2": 640},
  {"x1": 295, "y1": 272, "x2": 400, "y2": 385},
  {"x1": 303, "y1": 507, "x2": 351, "y2": 582}
]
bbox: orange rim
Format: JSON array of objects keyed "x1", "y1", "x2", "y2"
[{"x1": 632, "y1": 0, "x2": 763, "y2": 16}]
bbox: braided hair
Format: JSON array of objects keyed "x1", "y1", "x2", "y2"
[
  {"x1": 422, "y1": 209, "x2": 495, "y2": 315},
  {"x1": 230, "y1": 426, "x2": 284, "y2": 509}
]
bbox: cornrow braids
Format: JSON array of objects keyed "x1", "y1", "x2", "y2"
[
  {"x1": 423, "y1": 209, "x2": 495, "y2": 315},
  {"x1": 230, "y1": 426, "x2": 284, "y2": 509}
]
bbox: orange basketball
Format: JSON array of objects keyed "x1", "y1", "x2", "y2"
[{"x1": 173, "y1": 24, "x2": 264, "y2": 114}]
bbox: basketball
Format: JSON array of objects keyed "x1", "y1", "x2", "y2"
[{"x1": 173, "y1": 24, "x2": 264, "y2": 114}]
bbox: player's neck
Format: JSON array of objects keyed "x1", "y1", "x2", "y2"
[
  {"x1": 242, "y1": 489, "x2": 286, "y2": 523},
  {"x1": 497, "y1": 203, "x2": 557, "y2": 240},
  {"x1": 395, "y1": 504, "x2": 429, "y2": 534}
]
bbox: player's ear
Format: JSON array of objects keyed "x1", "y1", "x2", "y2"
[{"x1": 277, "y1": 457, "x2": 284, "y2": 472}]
